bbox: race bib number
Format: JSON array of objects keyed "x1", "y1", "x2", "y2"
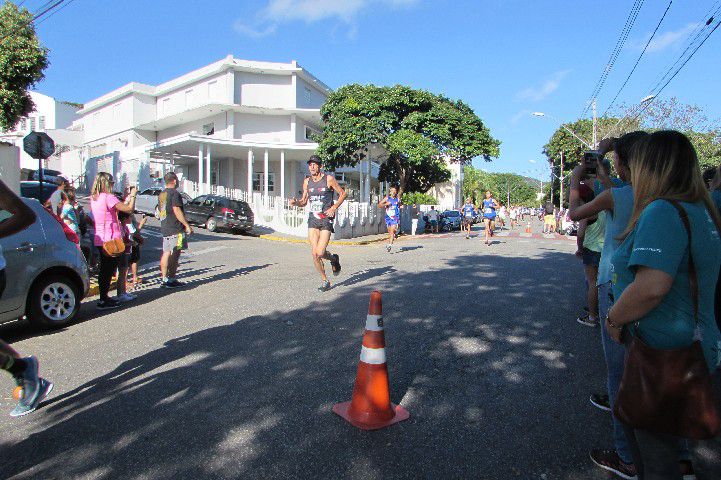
[
  {"x1": 310, "y1": 200, "x2": 324, "y2": 213},
  {"x1": 386, "y1": 208, "x2": 397, "y2": 217},
  {"x1": 484, "y1": 207, "x2": 492, "y2": 214}
]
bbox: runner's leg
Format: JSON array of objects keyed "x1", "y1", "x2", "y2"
[
  {"x1": 484, "y1": 218, "x2": 491, "y2": 244},
  {"x1": 160, "y1": 251, "x2": 170, "y2": 281},
  {"x1": 308, "y1": 228, "x2": 328, "y2": 281},
  {"x1": 168, "y1": 249, "x2": 182, "y2": 279}
]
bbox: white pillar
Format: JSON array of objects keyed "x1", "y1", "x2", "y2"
[
  {"x1": 247, "y1": 149, "x2": 254, "y2": 194},
  {"x1": 280, "y1": 150, "x2": 286, "y2": 199},
  {"x1": 358, "y1": 161, "x2": 364, "y2": 202},
  {"x1": 205, "y1": 145, "x2": 212, "y2": 192},
  {"x1": 198, "y1": 143, "x2": 204, "y2": 193},
  {"x1": 227, "y1": 157, "x2": 235, "y2": 189},
  {"x1": 365, "y1": 159, "x2": 372, "y2": 201},
  {"x1": 263, "y1": 149, "x2": 269, "y2": 198}
]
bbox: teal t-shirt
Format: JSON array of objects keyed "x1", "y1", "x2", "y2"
[
  {"x1": 598, "y1": 185, "x2": 634, "y2": 286},
  {"x1": 611, "y1": 200, "x2": 721, "y2": 371},
  {"x1": 712, "y1": 189, "x2": 721, "y2": 214}
]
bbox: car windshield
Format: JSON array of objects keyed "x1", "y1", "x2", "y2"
[
  {"x1": 443, "y1": 211, "x2": 460, "y2": 217},
  {"x1": 226, "y1": 200, "x2": 246, "y2": 210}
]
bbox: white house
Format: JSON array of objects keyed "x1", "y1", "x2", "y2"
[
  {"x1": 0, "y1": 91, "x2": 79, "y2": 171},
  {"x1": 56, "y1": 56, "x2": 390, "y2": 237},
  {"x1": 427, "y1": 158, "x2": 464, "y2": 211}
]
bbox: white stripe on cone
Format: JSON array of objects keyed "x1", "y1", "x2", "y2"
[
  {"x1": 365, "y1": 314, "x2": 384, "y2": 331},
  {"x1": 360, "y1": 346, "x2": 386, "y2": 365}
]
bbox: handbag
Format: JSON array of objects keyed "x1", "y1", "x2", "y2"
[
  {"x1": 101, "y1": 209, "x2": 125, "y2": 257},
  {"x1": 613, "y1": 200, "x2": 721, "y2": 440}
]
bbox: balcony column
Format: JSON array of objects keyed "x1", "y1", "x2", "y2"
[
  {"x1": 205, "y1": 144, "x2": 212, "y2": 192},
  {"x1": 198, "y1": 143, "x2": 204, "y2": 193},
  {"x1": 227, "y1": 157, "x2": 235, "y2": 189},
  {"x1": 280, "y1": 150, "x2": 286, "y2": 199},
  {"x1": 358, "y1": 161, "x2": 364, "y2": 202},
  {"x1": 365, "y1": 158, "x2": 372, "y2": 201},
  {"x1": 247, "y1": 149, "x2": 254, "y2": 194},
  {"x1": 263, "y1": 149, "x2": 269, "y2": 198}
]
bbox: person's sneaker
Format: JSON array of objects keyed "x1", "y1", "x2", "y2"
[
  {"x1": 162, "y1": 279, "x2": 185, "y2": 289},
  {"x1": 577, "y1": 314, "x2": 599, "y2": 327},
  {"x1": 465, "y1": 235, "x2": 470, "y2": 239},
  {"x1": 386, "y1": 244, "x2": 392, "y2": 252},
  {"x1": 678, "y1": 460, "x2": 695, "y2": 480},
  {"x1": 590, "y1": 393, "x2": 612, "y2": 412},
  {"x1": 318, "y1": 280, "x2": 331, "y2": 292},
  {"x1": 116, "y1": 293, "x2": 137, "y2": 302},
  {"x1": 590, "y1": 449, "x2": 637, "y2": 480},
  {"x1": 97, "y1": 298, "x2": 121, "y2": 310},
  {"x1": 9, "y1": 357, "x2": 54, "y2": 417},
  {"x1": 330, "y1": 254, "x2": 342, "y2": 275}
]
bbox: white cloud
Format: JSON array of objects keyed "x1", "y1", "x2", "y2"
[
  {"x1": 235, "y1": 0, "x2": 419, "y2": 38},
  {"x1": 632, "y1": 23, "x2": 700, "y2": 53},
  {"x1": 510, "y1": 110, "x2": 530, "y2": 124},
  {"x1": 515, "y1": 70, "x2": 571, "y2": 102}
]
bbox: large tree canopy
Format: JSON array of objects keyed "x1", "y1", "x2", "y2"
[
  {"x1": 462, "y1": 166, "x2": 540, "y2": 207},
  {"x1": 0, "y1": 1, "x2": 49, "y2": 131},
  {"x1": 317, "y1": 84, "x2": 500, "y2": 194}
]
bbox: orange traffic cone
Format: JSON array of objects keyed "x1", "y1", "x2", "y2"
[
  {"x1": 333, "y1": 291, "x2": 410, "y2": 430},
  {"x1": 525, "y1": 222, "x2": 532, "y2": 234}
]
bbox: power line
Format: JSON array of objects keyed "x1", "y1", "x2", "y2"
[
  {"x1": 34, "y1": 0, "x2": 77, "y2": 26},
  {"x1": 0, "y1": 0, "x2": 68, "y2": 43},
  {"x1": 602, "y1": 0, "x2": 673, "y2": 117},
  {"x1": 580, "y1": 0, "x2": 645, "y2": 117}
]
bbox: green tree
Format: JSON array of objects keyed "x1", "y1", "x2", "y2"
[
  {"x1": 462, "y1": 166, "x2": 539, "y2": 206},
  {"x1": 317, "y1": 84, "x2": 500, "y2": 194},
  {"x1": 0, "y1": 1, "x2": 49, "y2": 131}
]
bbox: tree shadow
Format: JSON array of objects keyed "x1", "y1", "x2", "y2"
[{"x1": 0, "y1": 251, "x2": 635, "y2": 479}]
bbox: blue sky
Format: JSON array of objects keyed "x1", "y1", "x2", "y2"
[{"x1": 29, "y1": 0, "x2": 721, "y2": 180}]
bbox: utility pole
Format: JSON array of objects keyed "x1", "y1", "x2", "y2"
[
  {"x1": 592, "y1": 99, "x2": 598, "y2": 149},
  {"x1": 559, "y1": 151, "x2": 564, "y2": 210}
]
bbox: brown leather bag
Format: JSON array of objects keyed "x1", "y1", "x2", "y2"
[
  {"x1": 614, "y1": 200, "x2": 721, "y2": 440},
  {"x1": 102, "y1": 238, "x2": 125, "y2": 257}
]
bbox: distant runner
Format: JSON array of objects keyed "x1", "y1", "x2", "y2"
[
  {"x1": 378, "y1": 186, "x2": 401, "y2": 252},
  {"x1": 461, "y1": 197, "x2": 476, "y2": 239},
  {"x1": 290, "y1": 155, "x2": 347, "y2": 292},
  {"x1": 481, "y1": 191, "x2": 500, "y2": 246}
]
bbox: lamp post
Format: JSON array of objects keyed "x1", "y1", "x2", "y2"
[{"x1": 531, "y1": 112, "x2": 593, "y2": 149}]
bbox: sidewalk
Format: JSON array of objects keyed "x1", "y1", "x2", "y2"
[{"x1": 258, "y1": 231, "x2": 390, "y2": 246}]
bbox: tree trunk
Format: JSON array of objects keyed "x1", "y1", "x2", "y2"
[{"x1": 394, "y1": 155, "x2": 406, "y2": 198}]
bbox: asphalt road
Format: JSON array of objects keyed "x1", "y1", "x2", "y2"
[{"x1": 0, "y1": 220, "x2": 623, "y2": 480}]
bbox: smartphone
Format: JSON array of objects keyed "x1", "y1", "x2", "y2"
[{"x1": 584, "y1": 151, "x2": 602, "y2": 176}]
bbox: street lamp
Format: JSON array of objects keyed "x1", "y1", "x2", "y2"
[{"x1": 531, "y1": 112, "x2": 593, "y2": 149}]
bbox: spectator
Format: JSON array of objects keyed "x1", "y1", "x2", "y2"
[
  {"x1": 127, "y1": 214, "x2": 148, "y2": 288},
  {"x1": 706, "y1": 165, "x2": 721, "y2": 213},
  {"x1": 543, "y1": 204, "x2": 556, "y2": 234},
  {"x1": 90, "y1": 172, "x2": 137, "y2": 310},
  {"x1": 115, "y1": 211, "x2": 136, "y2": 303},
  {"x1": 45, "y1": 178, "x2": 68, "y2": 215},
  {"x1": 606, "y1": 131, "x2": 721, "y2": 478},
  {"x1": 427, "y1": 206, "x2": 440, "y2": 233},
  {"x1": 59, "y1": 190, "x2": 80, "y2": 236},
  {"x1": 158, "y1": 172, "x2": 192, "y2": 289}
]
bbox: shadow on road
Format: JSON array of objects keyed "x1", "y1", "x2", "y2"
[{"x1": 0, "y1": 251, "x2": 638, "y2": 479}]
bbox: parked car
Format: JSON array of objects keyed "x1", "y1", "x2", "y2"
[
  {"x1": 134, "y1": 188, "x2": 191, "y2": 217},
  {"x1": 184, "y1": 195, "x2": 254, "y2": 233},
  {"x1": 20, "y1": 181, "x2": 56, "y2": 205},
  {"x1": 21, "y1": 168, "x2": 66, "y2": 186},
  {"x1": 440, "y1": 210, "x2": 462, "y2": 231},
  {"x1": 561, "y1": 213, "x2": 578, "y2": 236},
  {"x1": 0, "y1": 198, "x2": 89, "y2": 329}
]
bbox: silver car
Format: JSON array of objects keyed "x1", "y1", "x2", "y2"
[
  {"x1": 135, "y1": 187, "x2": 163, "y2": 217},
  {"x1": 0, "y1": 199, "x2": 89, "y2": 329}
]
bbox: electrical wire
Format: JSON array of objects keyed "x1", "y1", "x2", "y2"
[
  {"x1": 601, "y1": 0, "x2": 673, "y2": 117},
  {"x1": 34, "y1": 0, "x2": 77, "y2": 26},
  {"x1": 0, "y1": 0, "x2": 68, "y2": 43}
]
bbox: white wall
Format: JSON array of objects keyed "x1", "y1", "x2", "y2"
[
  {"x1": 81, "y1": 95, "x2": 135, "y2": 143},
  {"x1": 157, "y1": 113, "x2": 229, "y2": 142},
  {"x1": 234, "y1": 113, "x2": 292, "y2": 143},
  {"x1": 0, "y1": 144, "x2": 20, "y2": 194},
  {"x1": 237, "y1": 72, "x2": 293, "y2": 109},
  {"x1": 156, "y1": 73, "x2": 228, "y2": 119},
  {"x1": 295, "y1": 77, "x2": 326, "y2": 109},
  {"x1": 294, "y1": 117, "x2": 321, "y2": 143}
]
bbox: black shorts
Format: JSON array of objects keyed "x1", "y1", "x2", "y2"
[
  {"x1": 0, "y1": 269, "x2": 5, "y2": 299},
  {"x1": 582, "y1": 247, "x2": 601, "y2": 266},
  {"x1": 462, "y1": 217, "x2": 474, "y2": 226},
  {"x1": 308, "y1": 216, "x2": 334, "y2": 233},
  {"x1": 129, "y1": 245, "x2": 141, "y2": 264}
]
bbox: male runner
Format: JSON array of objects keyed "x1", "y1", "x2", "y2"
[
  {"x1": 481, "y1": 190, "x2": 500, "y2": 246},
  {"x1": 0, "y1": 180, "x2": 53, "y2": 417},
  {"x1": 378, "y1": 186, "x2": 401, "y2": 252},
  {"x1": 290, "y1": 155, "x2": 347, "y2": 291},
  {"x1": 460, "y1": 197, "x2": 476, "y2": 239}
]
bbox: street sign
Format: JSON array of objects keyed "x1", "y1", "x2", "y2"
[{"x1": 23, "y1": 132, "x2": 55, "y2": 160}]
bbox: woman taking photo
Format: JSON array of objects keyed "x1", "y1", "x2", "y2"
[
  {"x1": 90, "y1": 173, "x2": 137, "y2": 310},
  {"x1": 606, "y1": 130, "x2": 721, "y2": 478}
]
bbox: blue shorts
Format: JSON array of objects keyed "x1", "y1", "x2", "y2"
[
  {"x1": 386, "y1": 218, "x2": 399, "y2": 227},
  {"x1": 483, "y1": 214, "x2": 496, "y2": 221}
]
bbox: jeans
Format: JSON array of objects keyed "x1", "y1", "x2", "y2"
[
  {"x1": 598, "y1": 281, "x2": 633, "y2": 464},
  {"x1": 96, "y1": 247, "x2": 119, "y2": 301}
]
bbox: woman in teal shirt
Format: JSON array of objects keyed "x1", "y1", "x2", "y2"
[{"x1": 606, "y1": 131, "x2": 721, "y2": 478}]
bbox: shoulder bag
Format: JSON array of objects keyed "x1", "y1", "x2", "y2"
[
  {"x1": 101, "y1": 205, "x2": 125, "y2": 257},
  {"x1": 613, "y1": 200, "x2": 721, "y2": 440}
]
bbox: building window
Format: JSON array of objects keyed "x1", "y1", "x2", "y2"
[
  {"x1": 112, "y1": 103, "x2": 121, "y2": 119},
  {"x1": 185, "y1": 89, "x2": 194, "y2": 108},
  {"x1": 304, "y1": 86, "x2": 312, "y2": 103},
  {"x1": 208, "y1": 80, "x2": 218, "y2": 100},
  {"x1": 38, "y1": 116, "x2": 45, "y2": 130},
  {"x1": 29, "y1": 117, "x2": 36, "y2": 131},
  {"x1": 252, "y1": 172, "x2": 275, "y2": 192},
  {"x1": 304, "y1": 126, "x2": 318, "y2": 141},
  {"x1": 19, "y1": 118, "x2": 27, "y2": 131},
  {"x1": 202, "y1": 123, "x2": 214, "y2": 135}
]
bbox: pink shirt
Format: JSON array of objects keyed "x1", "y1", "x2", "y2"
[{"x1": 90, "y1": 192, "x2": 121, "y2": 246}]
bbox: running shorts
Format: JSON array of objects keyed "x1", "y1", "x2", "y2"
[
  {"x1": 308, "y1": 216, "x2": 334, "y2": 232},
  {"x1": 163, "y1": 233, "x2": 188, "y2": 253},
  {"x1": 385, "y1": 218, "x2": 399, "y2": 227}
]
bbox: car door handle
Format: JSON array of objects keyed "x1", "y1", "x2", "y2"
[{"x1": 16, "y1": 242, "x2": 35, "y2": 252}]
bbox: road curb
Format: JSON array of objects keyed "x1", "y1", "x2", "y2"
[{"x1": 258, "y1": 234, "x2": 387, "y2": 246}]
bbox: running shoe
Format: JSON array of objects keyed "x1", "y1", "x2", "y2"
[
  {"x1": 318, "y1": 280, "x2": 331, "y2": 292},
  {"x1": 577, "y1": 314, "x2": 599, "y2": 327},
  {"x1": 386, "y1": 244, "x2": 392, "y2": 252},
  {"x1": 9, "y1": 357, "x2": 54, "y2": 417},
  {"x1": 589, "y1": 393, "x2": 611, "y2": 412},
  {"x1": 162, "y1": 279, "x2": 185, "y2": 289},
  {"x1": 330, "y1": 254, "x2": 342, "y2": 276},
  {"x1": 97, "y1": 298, "x2": 121, "y2": 310},
  {"x1": 679, "y1": 459, "x2": 695, "y2": 480},
  {"x1": 590, "y1": 449, "x2": 637, "y2": 480},
  {"x1": 116, "y1": 293, "x2": 137, "y2": 302}
]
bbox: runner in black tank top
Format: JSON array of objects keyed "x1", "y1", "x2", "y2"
[{"x1": 289, "y1": 155, "x2": 348, "y2": 292}]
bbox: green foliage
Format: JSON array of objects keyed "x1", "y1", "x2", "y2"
[
  {"x1": 401, "y1": 192, "x2": 438, "y2": 205},
  {"x1": 317, "y1": 84, "x2": 500, "y2": 194},
  {"x1": 462, "y1": 166, "x2": 540, "y2": 207},
  {"x1": 0, "y1": 1, "x2": 49, "y2": 131}
]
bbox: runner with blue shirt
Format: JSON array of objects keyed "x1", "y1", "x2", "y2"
[
  {"x1": 460, "y1": 197, "x2": 476, "y2": 239},
  {"x1": 481, "y1": 191, "x2": 500, "y2": 246},
  {"x1": 378, "y1": 186, "x2": 401, "y2": 252}
]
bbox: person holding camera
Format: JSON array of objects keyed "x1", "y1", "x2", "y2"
[{"x1": 569, "y1": 131, "x2": 648, "y2": 478}]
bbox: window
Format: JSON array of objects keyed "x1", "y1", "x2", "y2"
[
  {"x1": 19, "y1": 118, "x2": 27, "y2": 131},
  {"x1": 112, "y1": 103, "x2": 121, "y2": 119},
  {"x1": 202, "y1": 123, "x2": 214, "y2": 135},
  {"x1": 304, "y1": 86, "x2": 312, "y2": 103},
  {"x1": 38, "y1": 116, "x2": 45, "y2": 130},
  {"x1": 29, "y1": 117, "x2": 36, "y2": 131},
  {"x1": 185, "y1": 89, "x2": 194, "y2": 108},
  {"x1": 252, "y1": 172, "x2": 275, "y2": 192},
  {"x1": 208, "y1": 80, "x2": 218, "y2": 100},
  {"x1": 192, "y1": 195, "x2": 206, "y2": 205},
  {"x1": 304, "y1": 126, "x2": 318, "y2": 141}
]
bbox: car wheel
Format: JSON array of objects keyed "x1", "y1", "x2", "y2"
[
  {"x1": 27, "y1": 274, "x2": 80, "y2": 329},
  {"x1": 206, "y1": 217, "x2": 217, "y2": 232},
  {"x1": 154, "y1": 206, "x2": 160, "y2": 219}
]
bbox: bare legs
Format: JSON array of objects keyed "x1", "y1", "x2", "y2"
[{"x1": 308, "y1": 228, "x2": 333, "y2": 282}]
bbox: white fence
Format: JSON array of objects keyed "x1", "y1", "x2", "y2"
[{"x1": 181, "y1": 180, "x2": 412, "y2": 239}]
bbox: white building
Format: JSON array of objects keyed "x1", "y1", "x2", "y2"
[
  {"x1": 426, "y1": 158, "x2": 464, "y2": 211},
  {"x1": 0, "y1": 91, "x2": 79, "y2": 171},
  {"x1": 56, "y1": 56, "x2": 390, "y2": 237}
]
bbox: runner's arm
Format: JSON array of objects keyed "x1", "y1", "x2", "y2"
[
  {"x1": 290, "y1": 179, "x2": 309, "y2": 207},
  {"x1": 326, "y1": 176, "x2": 347, "y2": 215},
  {"x1": 378, "y1": 196, "x2": 389, "y2": 208},
  {"x1": 0, "y1": 179, "x2": 36, "y2": 238}
]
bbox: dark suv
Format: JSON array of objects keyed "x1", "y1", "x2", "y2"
[{"x1": 184, "y1": 195, "x2": 254, "y2": 234}]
